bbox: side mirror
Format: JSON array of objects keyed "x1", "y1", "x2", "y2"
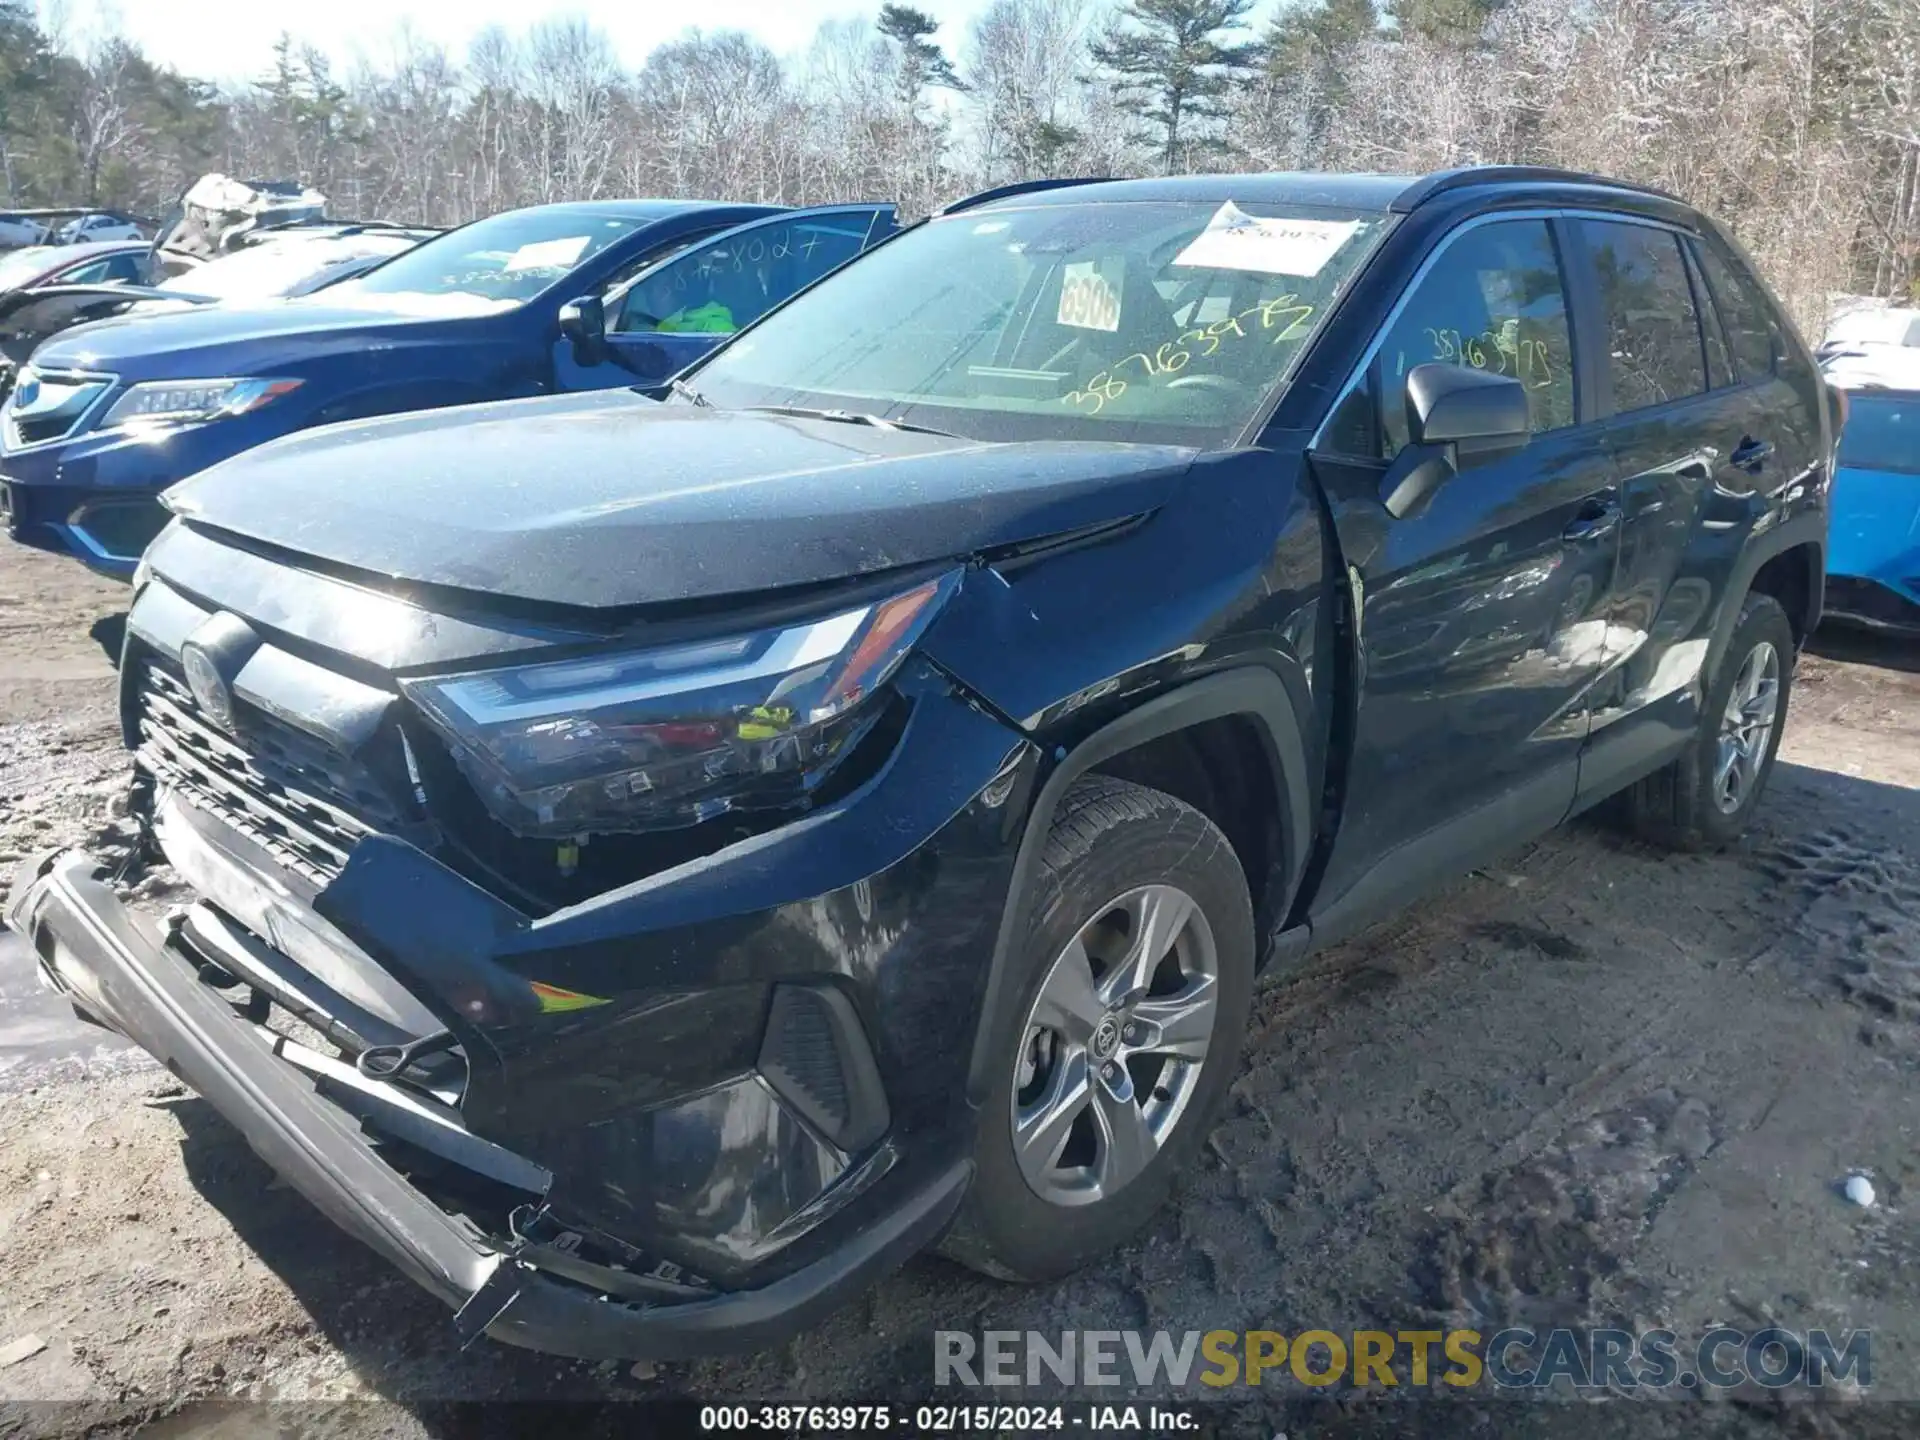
[
  {"x1": 1381, "y1": 363, "x2": 1532, "y2": 519},
  {"x1": 1407, "y1": 361, "x2": 1531, "y2": 457},
  {"x1": 557, "y1": 295, "x2": 607, "y2": 366}
]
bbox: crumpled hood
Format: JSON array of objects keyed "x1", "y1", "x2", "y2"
[
  {"x1": 165, "y1": 389, "x2": 1198, "y2": 609},
  {"x1": 33, "y1": 293, "x2": 493, "y2": 373}
]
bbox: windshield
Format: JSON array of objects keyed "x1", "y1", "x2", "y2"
[
  {"x1": 1838, "y1": 392, "x2": 1920, "y2": 475},
  {"x1": 323, "y1": 208, "x2": 648, "y2": 308},
  {"x1": 690, "y1": 197, "x2": 1387, "y2": 445},
  {"x1": 0, "y1": 247, "x2": 54, "y2": 289},
  {"x1": 157, "y1": 238, "x2": 412, "y2": 300}
]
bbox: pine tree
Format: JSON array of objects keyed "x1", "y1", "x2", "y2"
[
  {"x1": 0, "y1": 0, "x2": 57, "y2": 198},
  {"x1": 1090, "y1": 0, "x2": 1261, "y2": 174},
  {"x1": 1260, "y1": 0, "x2": 1381, "y2": 163},
  {"x1": 1391, "y1": 0, "x2": 1500, "y2": 46},
  {"x1": 1265, "y1": 0, "x2": 1381, "y2": 72},
  {"x1": 877, "y1": 4, "x2": 965, "y2": 102}
]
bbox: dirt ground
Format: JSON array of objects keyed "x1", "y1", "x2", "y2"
[{"x1": 2, "y1": 540, "x2": 1918, "y2": 1439}]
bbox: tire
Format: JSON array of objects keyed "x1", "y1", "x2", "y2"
[
  {"x1": 941, "y1": 775, "x2": 1255, "y2": 1282},
  {"x1": 1623, "y1": 590, "x2": 1795, "y2": 851}
]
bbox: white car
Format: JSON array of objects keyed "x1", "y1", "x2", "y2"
[
  {"x1": 54, "y1": 213, "x2": 145, "y2": 244},
  {"x1": 0, "y1": 213, "x2": 48, "y2": 249},
  {"x1": 1819, "y1": 304, "x2": 1920, "y2": 359},
  {"x1": 129, "y1": 227, "x2": 431, "y2": 315}
]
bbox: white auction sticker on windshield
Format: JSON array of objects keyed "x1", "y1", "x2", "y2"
[
  {"x1": 1173, "y1": 202, "x2": 1361, "y2": 277},
  {"x1": 503, "y1": 235, "x2": 591, "y2": 272},
  {"x1": 1057, "y1": 260, "x2": 1122, "y2": 331}
]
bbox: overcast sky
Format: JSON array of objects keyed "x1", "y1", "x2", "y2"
[{"x1": 40, "y1": 0, "x2": 1007, "y2": 83}]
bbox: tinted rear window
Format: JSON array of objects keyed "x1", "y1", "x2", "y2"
[
  {"x1": 1693, "y1": 240, "x2": 1778, "y2": 382},
  {"x1": 1587, "y1": 220, "x2": 1705, "y2": 413},
  {"x1": 1837, "y1": 392, "x2": 1920, "y2": 474}
]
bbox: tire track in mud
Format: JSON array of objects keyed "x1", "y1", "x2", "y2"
[
  {"x1": 1421, "y1": 1089, "x2": 1718, "y2": 1332},
  {"x1": 1752, "y1": 827, "x2": 1920, "y2": 1055}
]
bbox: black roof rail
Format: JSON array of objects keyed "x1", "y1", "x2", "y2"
[
  {"x1": 939, "y1": 177, "x2": 1114, "y2": 216},
  {"x1": 1391, "y1": 165, "x2": 1681, "y2": 213}
]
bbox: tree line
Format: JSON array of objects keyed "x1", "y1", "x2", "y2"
[{"x1": 2, "y1": 0, "x2": 1917, "y2": 332}]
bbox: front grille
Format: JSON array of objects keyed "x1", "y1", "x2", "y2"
[
  {"x1": 1, "y1": 368, "x2": 113, "y2": 450},
  {"x1": 136, "y1": 659, "x2": 407, "y2": 884}
]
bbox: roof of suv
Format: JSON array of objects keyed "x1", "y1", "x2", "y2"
[
  {"x1": 498, "y1": 199, "x2": 790, "y2": 223},
  {"x1": 958, "y1": 166, "x2": 1681, "y2": 216}
]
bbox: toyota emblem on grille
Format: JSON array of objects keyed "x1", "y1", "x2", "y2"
[{"x1": 180, "y1": 642, "x2": 235, "y2": 732}]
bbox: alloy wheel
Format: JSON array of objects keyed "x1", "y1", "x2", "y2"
[
  {"x1": 1713, "y1": 639, "x2": 1780, "y2": 814},
  {"x1": 1010, "y1": 883, "x2": 1219, "y2": 1206}
]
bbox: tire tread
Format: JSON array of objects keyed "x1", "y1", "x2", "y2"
[
  {"x1": 938, "y1": 774, "x2": 1250, "y2": 1282},
  {"x1": 1623, "y1": 590, "x2": 1793, "y2": 852}
]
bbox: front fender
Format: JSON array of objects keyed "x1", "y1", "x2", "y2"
[
  {"x1": 305, "y1": 378, "x2": 508, "y2": 429},
  {"x1": 918, "y1": 446, "x2": 1331, "y2": 1101},
  {"x1": 921, "y1": 447, "x2": 1323, "y2": 733},
  {"x1": 959, "y1": 667, "x2": 1315, "y2": 1105}
]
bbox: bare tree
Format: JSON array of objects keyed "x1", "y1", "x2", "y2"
[
  {"x1": 9, "y1": 0, "x2": 1920, "y2": 320},
  {"x1": 964, "y1": 0, "x2": 1097, "y2": 184}
]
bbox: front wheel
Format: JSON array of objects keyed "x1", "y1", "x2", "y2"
[
  {"x1": 1623, "y1": 590, "x2": 1795, "y2": 850},
  {"x1": 941, "y1": 776, "x2": 1254, "y2": 1282}
]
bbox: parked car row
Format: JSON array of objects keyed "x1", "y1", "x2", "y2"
[
  {"x1": 0, "y1": 209, "x2": 149, "y2": 249},
  {"x1": 2, "y1": 196, "x2": 896, "y2": 571},
  {"x1": 3, "y1": 166, "x2": 1844, "y2": 1363},
  {"x1": 0, "y1": 178, "x2": 435, "y2": 402},
  {"x1": 0, "y1": 224, "x2": 437, "y2": 420}
]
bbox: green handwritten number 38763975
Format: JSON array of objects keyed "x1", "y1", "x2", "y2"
[
  {"x1": 1063, "y1": 293, "x2": 1318, "y2": 415},
  {"x1": 1424, "y1": 325, "x2": 1556, "y2": 390}
]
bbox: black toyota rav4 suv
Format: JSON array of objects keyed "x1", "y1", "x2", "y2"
[{"x1": 8, "y1": 168, "x2": 1832, "y2": 1360}]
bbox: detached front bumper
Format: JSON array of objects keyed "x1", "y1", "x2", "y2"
[{"x1": 5, "y1": 849, "x2": 972, "y2": 1361}]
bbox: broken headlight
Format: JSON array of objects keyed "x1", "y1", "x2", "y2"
[{"x1": 401, "y1": 572, "x2": 957, "y2": 838}]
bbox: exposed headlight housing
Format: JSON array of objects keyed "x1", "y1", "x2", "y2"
[
  {"x1": 100, "y1": 377, "x2": 303, "y2": 429},
  {"x1": 402, "y1": 572, "x2": 958, "y2": 839}
]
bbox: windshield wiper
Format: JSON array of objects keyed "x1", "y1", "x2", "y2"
[
  {"x1": 745, "y1": 405, "x2": 960, "y2": 438},
  {"x1": 667, "y1": 376, "x2": 711, "y2": 408}
]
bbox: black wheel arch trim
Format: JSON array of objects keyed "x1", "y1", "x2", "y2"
[
  {"x1": 1708, "y1": 506, "x2": 1826, "y2": 679},
  {"x1": 964, "y1": 667, "x2": 1311, "y2": 1103}
]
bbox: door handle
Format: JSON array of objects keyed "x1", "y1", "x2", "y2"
[
  {"x1": 1730, "y1": 436, "x2": 1773, "y2": 473},
  {"x1": 1563, "y1": 497, "x2": 1621, "y2": 544}
]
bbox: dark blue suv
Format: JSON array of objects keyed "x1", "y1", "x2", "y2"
[
  {"x1": 0, "y1": 198, "x2": 896, "y2": 575},
  {"x1": 6, "y1": 168, "x2": 1831, "y2": 1363}
]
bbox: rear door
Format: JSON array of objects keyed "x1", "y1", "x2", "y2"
[
  {"x1": 1571, "y1": 216, "x2": 1822, "y2": 803},
  {"x1": 591, "y1": 206, "x2": 895, "y2": 386},
  {"x1": 1306, "y1": 213, "x2": 1621, "y2": 924}
]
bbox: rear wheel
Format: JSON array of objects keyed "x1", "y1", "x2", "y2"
[
  {"x1": 1623, "y1": 590, "x2": 1795, "y2": 850},
  {"x1": 942, "y1": 776, "x2": 1254, "y2": 1282}
]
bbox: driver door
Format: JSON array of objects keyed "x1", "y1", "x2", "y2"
[
  {"x1": 1304, "y1": 214, "x2": 1622, "y2": 934},
  {"x1": 555, "y1": 206, "x2": 895, "y2": 390}
]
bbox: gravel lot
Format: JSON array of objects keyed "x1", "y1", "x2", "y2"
[{"x1": 1, "y1": 541, "x2": 1917, "y2": 1438}]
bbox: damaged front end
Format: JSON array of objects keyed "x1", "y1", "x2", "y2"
[{"x1": 6, "y1": 525, "x2": 1041, "y2": 1359}]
